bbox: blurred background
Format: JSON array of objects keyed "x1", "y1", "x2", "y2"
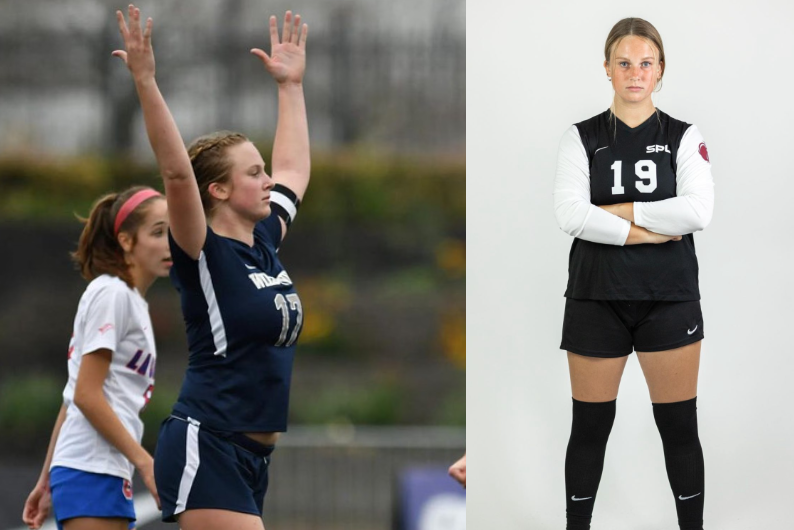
[{"x1": 0, "y1": 0, "x2": 465, "y2": 528}]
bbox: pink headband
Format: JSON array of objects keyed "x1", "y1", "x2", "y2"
[{"x1": 114, "y1": 189, "x2": 162, "y2": 235}]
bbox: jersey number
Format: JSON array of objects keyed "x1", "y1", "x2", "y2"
[
  {"x1": 274, "y1": 293, "x2": 303, "y2": 347},
  {"x1": 610, "y1": 160, "x2": 657, "y2": 194}
]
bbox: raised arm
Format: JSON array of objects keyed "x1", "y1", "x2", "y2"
[
  {"x1": 251, "y1": 12, "x2": 310, "y2": 239},
  {"x1": 113, "y1": 5, "x2": 206, "y2": 259}
]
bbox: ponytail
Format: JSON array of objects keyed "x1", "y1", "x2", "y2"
[{"x1": 71, "y1": 185, "x2": 161, "y2": 286}]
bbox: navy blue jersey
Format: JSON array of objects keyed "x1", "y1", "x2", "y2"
[
  {"x1": 564, "y1": 110, "x2": 707, "y2": 301},
  {"x1": 168, "y1": 214, "x2": 302, "y2": 432}
]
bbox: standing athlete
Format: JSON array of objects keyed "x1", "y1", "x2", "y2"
[
  {"x1": 113, "y1": 5, "x2": 309, "y2": 529},
  {"x1": 553, "y1": 18, "x2": 714, "y2": 530},
  {"x1": 22, "y1": 186, "x2": 170, "y2": 530}
]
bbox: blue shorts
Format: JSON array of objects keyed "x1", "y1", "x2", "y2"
[
  {"x1": 50, "y1": 466, "x2": 135, "y2": 530},
  {"x1": 154, "y1": 415, "x2": 274, "y2": 522}
]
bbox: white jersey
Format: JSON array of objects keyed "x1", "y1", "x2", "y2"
[{"x1": 51, "y1": 274, "x2": 156, "y2": 480}]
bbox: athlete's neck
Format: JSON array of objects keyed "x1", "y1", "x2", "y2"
[
  {"x1": 209, "y1": 210, "x2": 256, "y2": 247},
  {"x1": 611, "y1": 98, "x2": 656, "y2": 128},
  {"x1": 128, "y1": 266, "x2": 155, "y2": 297}
]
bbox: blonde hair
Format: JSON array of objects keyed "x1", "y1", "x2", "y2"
[
  {"x1": 605, "y1": 17, "x2": 665, "y2": 93},
  {"x1": 604, "y1": 18, "x2": 666, "y2": 131},
  {"x1": 187, "y1": 131, "x2": 249, "y2": 216}
]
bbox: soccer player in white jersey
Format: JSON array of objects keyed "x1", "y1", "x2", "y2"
[
  {"x1": 553, "y1": 18, "x2": 714, "y2": 530},
  {"x1": 22, "y1": 186, "x2": 171, "y2": 530}
]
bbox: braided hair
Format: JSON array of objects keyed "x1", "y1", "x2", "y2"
[{"x1": 187, "y1": 131, "x2": 250, "y2": 215}]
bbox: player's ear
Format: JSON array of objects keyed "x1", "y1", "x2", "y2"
[
  {"x1": 117, "y1": 231, "x2": 134, "y2": 254},
  {"x1": 208, "y1": 182, "x2": 229, "y2": 201},
  {"x1": 603, "y1": 60, "x2": 611, "y2": 79}
]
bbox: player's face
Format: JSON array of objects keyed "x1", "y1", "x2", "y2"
[
  {"x1": 605, "y1": 36, "x2": 662, "y2": 105},
  {"x1": 225, "y1": 141, "x2": 274, "y2": 222},
  {"x1": 128, "y1": 198, "x2": 172, "y2": 279}
]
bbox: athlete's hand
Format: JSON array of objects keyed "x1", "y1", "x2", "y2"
[
  {"x1": 22, "y1": 481, "x2": 51, "y2": 529},
  {"x1": 137, "y1": 455, "x2": 161, "y2": 509},
  {"x1": 448, "y1": 454, "x2": 466, "y2": 488},
  {"x1": 251, "y1": 11, "x2": 308, "y2": 85},
  {"x1": 647, "y1": 231, "x2": 682, "y2": 244},
  {"x1": 112, "y1": 4, "x2": 156, "y2": 83},
  {"x1": 625, "y1": 224, "x2": 681, "y2": 245},
  {"x1": 599, "y1": 203, "x2": 634, "y2": 223}
]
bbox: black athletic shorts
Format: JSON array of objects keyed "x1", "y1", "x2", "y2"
[{"x1": 560, "y1": 298, "x2": 704, "y2": 358}]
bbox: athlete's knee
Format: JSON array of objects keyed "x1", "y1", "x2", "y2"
[
  {"x1": 568, "y1": 398, "x2": 617, "y2": 447},
  {"x1": 652, "y1": 397, "x2": 701, "y2": 453}
]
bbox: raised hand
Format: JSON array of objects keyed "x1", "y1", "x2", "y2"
[
  {"x1": 112, "y1": 4, "x2": 155, "y2": 82},
  {"x1": 250, "y1": 11, "x2": 308, "y2": 85}
]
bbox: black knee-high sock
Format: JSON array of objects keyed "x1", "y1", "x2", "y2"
[
  {"x1": 653, "y1": 397, "x2": 705, "y2": 530},
  {"x1": 565, "y1": 398, "x2": 616, "y2": 530}
]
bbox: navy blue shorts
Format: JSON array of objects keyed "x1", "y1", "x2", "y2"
[
  {"x1": 154, "y1": 415, "x2": 274, "y2": 522},
  {"x1": 560, "y1": 299, "x2": 704, "y2": 358},
  {"x1": 50, "y1": 466, "x2": 135, "y2": 530}
]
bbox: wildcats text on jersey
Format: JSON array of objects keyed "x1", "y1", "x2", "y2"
[{"x1": 248, "y1": 270, "x2": 293, "y2": 290}]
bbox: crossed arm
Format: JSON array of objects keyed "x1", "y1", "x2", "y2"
[{"x1": 553, "y1": 125, "x2": 714, "y2": 246}]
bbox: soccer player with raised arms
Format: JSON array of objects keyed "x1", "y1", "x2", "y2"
[
  {"x1": 553, "y1": 17, "x2": 714, "y2": 530},
  {"x1": 113, "y1": 4, "x2": 309, "y2": 529}
]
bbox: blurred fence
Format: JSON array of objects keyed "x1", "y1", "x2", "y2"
[
  {"x1": 0, "y1": 426, "x2": 466, "y2": 530},
  {"x1": 266, "y1": 426, "x2": 465, "y2": 530},
  {"x1": 0, "y1": 0, "x2": 465, "y2": 156}
]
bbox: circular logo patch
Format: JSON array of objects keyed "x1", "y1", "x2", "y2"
[
  {"x1": 123, "y1": 479, "x2": 133, "y2": 500},
  {"x1": 698, "y1": 142, "x2": 710, "y2": 162}
]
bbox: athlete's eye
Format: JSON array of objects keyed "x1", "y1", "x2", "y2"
[
  {"x1": 619, "y1": 61, "x2": 629, "y2": 67},
  {"x1": 642, "y1": 62, "x2": 652, "y2": 67}
]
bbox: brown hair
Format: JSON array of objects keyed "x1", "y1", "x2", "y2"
[
  {"x1": 71, "y1": 185, "x2": 163, "y2": 286},
  {"x1": 187, "y1": 131, "x2": 249, "y2": 216},
  {"x1": 604, "y1": 18, "x2": 665, "y2": 92}
]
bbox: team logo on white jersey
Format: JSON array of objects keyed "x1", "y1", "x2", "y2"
[
  {"x1": 698, "y1": 142, "x2": 710, "y2": 162},
  {"x1": 646, "y1": 144, "x2": 671, "y2": 153},
  {"x1": 248, "y1": 270, "x2": 293, "y2": 290}
]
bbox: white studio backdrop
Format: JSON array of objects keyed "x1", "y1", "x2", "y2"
[{"x1": 467, "y1": 0, "x2": 794, "y2": 529}]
